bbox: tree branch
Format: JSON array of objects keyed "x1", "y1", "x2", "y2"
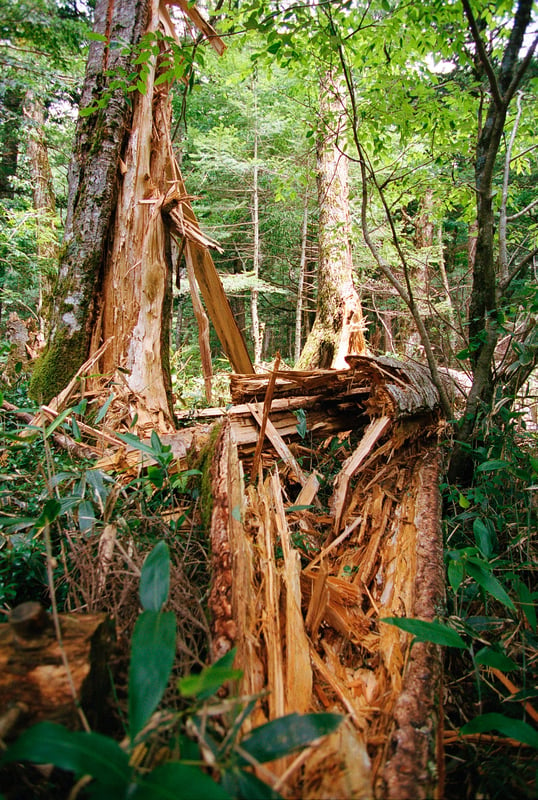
[{"x1": 461, "y1": 0, "x2": 503, "y2": 110}]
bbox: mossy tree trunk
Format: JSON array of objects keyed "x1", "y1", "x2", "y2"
[
  {"x1": 29, "y1": 0, "x2": 151, "y2": 406},
  {"x1": 298, "y1": 70, "x2": 366, "y2": 370}
]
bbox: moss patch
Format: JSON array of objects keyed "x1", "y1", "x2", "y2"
[{"x1": 29, "y1": 328, "x2": 87, "y2": 404}]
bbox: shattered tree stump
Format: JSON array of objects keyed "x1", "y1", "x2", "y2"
[
  {"x1": 0, "y1": 603, "x2": 115, "y2": 740},
  {"x1": 209, "y1": 356, "x2": 445, "y2": 799}
]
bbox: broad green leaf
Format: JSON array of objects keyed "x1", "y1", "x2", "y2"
[
  {"x1": 78, "y1": 500, "x2": 95, "y2": 534},
  {"x1": 239, "y1": 712, "x2": 342, "y2": 764},
  {"x1": 474, "y1": 645, "x2": 518, "y2": 672},
  {"x1": 147, "y1": 465, "x2": 165, "y2": 489},
  {"x1": 87, "y1": 32, "x2": 108, "y2": 42},
  {"x1": 465, "y1": 561, "x2": 516, "y2": 612},
  {"x1": 0, "y1": 722, "x2": 131, "y2": 786},
  {"x1": 35, "y1": 497, "x2": 62, "y2": 530},
  {"x1": 131, "y1": 763, "x2": 231, "y2": 799},
  {"x1": 139, "y1": 541, "x2": 170, "y2": 612},
  {"x1": 222, "y1": 767, "x2": 283, "y2": 799},
  {"x1": 461, "y1": 713, "x2": 538, "y2": 748},
  {"x1": 79, "y1": 106, "x2": 97, "y2": 117},
  {"x1": 475, "y1": 460, "x2": 509, "y2": 473},
  {"x1": 129, "y1": 610, "x2": 176, "y2": 740},
  {"x1": 473, "y1": 518, "x2": 495, "y2": 559},
  {"x1": 381, "y1": 617, "x2": 467, "y2": 648},
  {"x1": 448, "y1": 559, "x2": 464, "y2": 592}
]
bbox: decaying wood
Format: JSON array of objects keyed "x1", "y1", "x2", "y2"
[
  {"x1": 0, "y1": 605, "x2": 114, "y2": 738},
  {"x1": 209, "y1": 355, "x2": 445, "y2": 799}
]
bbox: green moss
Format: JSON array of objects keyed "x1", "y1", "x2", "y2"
[
  {"x1": 29, "y1": 328, "x2": 87, "y2": 404},
  {"x1": 191, "y1": 422, "x2": 223, "y2": 534}
]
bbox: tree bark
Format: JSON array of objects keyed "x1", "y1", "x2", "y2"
[
  {"x1": 22, "y1": 91, "x2": 59, "y2": 339},
  {"x1": 298, "y1": 70, "x2": 366, "y2": 370},
  {"x1": 29, "y1": 0, "x2": 251, "y2": 425},
  {"x1": 29, "y1": 0, "x2": 151, "y2": 405}
]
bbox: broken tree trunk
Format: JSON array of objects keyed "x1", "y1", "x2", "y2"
[
  {"x1": 209, "y1": 355, "x2": 444, "y2": 799},
  {"x1": 0, "y1": 603, "x2": 114, "y2": 739}
]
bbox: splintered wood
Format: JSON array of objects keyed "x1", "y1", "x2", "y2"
[{"x1": 209, "y1": 356, "x2": 444, "y2": 800}]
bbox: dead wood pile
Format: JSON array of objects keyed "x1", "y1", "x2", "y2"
[{"x1": 209, "y1": 356, "x2": 445, "y2": 800}]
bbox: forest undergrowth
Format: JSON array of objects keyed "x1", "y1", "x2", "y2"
[{"x1": 0, "y1": 361, "x2": 536, "y2": 799}]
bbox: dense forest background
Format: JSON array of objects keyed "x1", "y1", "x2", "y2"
[{"x1": 0, "y1": 0, "x2": 537, "y2": 798}]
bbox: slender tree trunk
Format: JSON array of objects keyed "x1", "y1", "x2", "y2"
[
  {"x1": 22, "y1": 91, "x2": 59, "y2": 341},
  {"x1": 298, "y1": 70, "x2": 366, "y2": 370},
  {"x1": 448, "y1": 0, "x2": 536, "y2": 482},
  {"x1": 250, "y1": 88, "x2": 262, "y2": 367},
  {"x1": 294, "y1": 194, "x2": 309, "y2": 364}
]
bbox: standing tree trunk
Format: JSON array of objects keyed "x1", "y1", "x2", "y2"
[
  {"x1": 298, "y1": 70, "x2": 366, "y2": 370},
  {"x1": 250, "y1": 99, "x2": 263, "y2": 367},
  {"x1": 29, "y1": 0, "x2": 251, "y2": 427},
  {"x1": 449, "y1": 0, "x2": 536, "y2": 482},
  {"x1": 23, "y1": 91, "x2": 59, "y2": 341}
]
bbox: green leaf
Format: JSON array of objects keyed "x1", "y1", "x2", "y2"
[
  {"x1": 458, "y1": 492, "x2": 470, "y2": 509},
  {"x1": 45, "y1": 407, "x2": 74, "y2": 438},
  {"x1": 474, "y1": 645, "x2": 518, "y2": 672},
  {"x1": 381, "y1": 617, "x2": 467, "y2": 648},
  {"x1": 465, "y1": 561, "x2": 516, "y2": 612},
  {"x1": 95, "y1": 392, "x2": 115, "y2": 423},
  {"x1": 79, "y1": 106, "x2": 98, "y2": 117},
  {"x1": 129, "y1": 610, "x2": 176, "y2": 740},
  {"x1": 0, "y1": 722, "x2": 131, "y2": 786},
  {"x1": 178, "y1": 648, "x2": 241, "y2": 700},
  {"x1": 475, "y1": 460, "x2": 509, "y2": 473},
  {"x1": 461, "y1": 713, "x2": 538, "y2": 748},
  {"x1": 222, "y1": 767, "x2": 283, "y2": 799},
  {"x1": 179, "y1": 666, "x2": 242, "y2": 700},
  {"x1": 473, "y1": 518, "x2": 495, "y2": 559},
  {"x1": 147, "y1": 465, "x2": 165, "y2": 489},
  {"x1": 448, "y1": 558, "x2": 464, "y2": 592},
  {"x1": 87, "y1": 32, "x2": 109, "y2": 42},
  {"x1": 131, "y1": 763, "x2": 232, "y2": 799},
  {"x1": 239, "y1": 713, "x2": 342, "y2": 764},
  {"x1": 35, "y1": 497, "x2": 62, "y2": 530},
  {"x1": 78, "y1": 500, "x2": 95, "y2": 534},
  {"x1": 116, "y1": 432, "x2": 156, "y2": 458},
  {"x1": 139, "y1": 541, "x2": 170, "y2": 612}
]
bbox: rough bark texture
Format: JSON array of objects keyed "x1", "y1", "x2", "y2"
[
  {"x1": 29, "y1": 0, "x2": 151, "y2": 404},
  {"x1": 0, "y1": 607, "x2": 114, "y2": 737},
  {"x1": 22, "y1": 91, "x2": 59, "y2": 335},
  {"x1": 298, "y1": 71, "x2": 366, "y2": 370}
]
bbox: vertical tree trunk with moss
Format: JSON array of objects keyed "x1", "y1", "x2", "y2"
[
  {"x1": 298, "y1": 71, "x2": 366, "y2": 370},
  {"x1": 29, "y1": 0, "x2": 151, "y2": 406}
]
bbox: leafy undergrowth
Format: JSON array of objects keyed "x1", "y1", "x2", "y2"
[
  {"x1": 0, "y1": 378, "x2": 537, "y2": 798},
  {"x1": 442, "y1": 408, "x2": 538, "y2": 799}
]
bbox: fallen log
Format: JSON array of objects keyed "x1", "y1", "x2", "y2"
[
  {"x1": 0, "y1": 603, "x2": 115, "y2": 740},
  {"x1": 209, "y1": 356, "x2": 445, "y2": 799}
]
